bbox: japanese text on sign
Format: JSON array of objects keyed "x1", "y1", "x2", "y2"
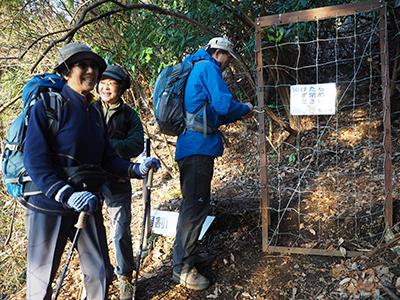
[{"x1": 290, "y1": 83, "x2": 336, "y2": 115}]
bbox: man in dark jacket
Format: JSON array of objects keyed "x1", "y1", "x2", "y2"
[
  {"x1": 96, "y1": 65, "x2": 144, "y2": 300},
  {"x1": 173, "y1": 37, "x2": 254, "y2": 290}
]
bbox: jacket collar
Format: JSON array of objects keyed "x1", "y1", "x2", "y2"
[
  {"x1": 62, "y1": 84, "x2": 98, "y2": 105},
  {"x1": 184, "y1": 48, "x2": 222, "y2": 69},
  {"x1": 99, "y1": 97, "x2": 123, "y2": 111}
]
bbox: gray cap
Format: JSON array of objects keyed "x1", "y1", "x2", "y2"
[
  {"x1": 101, "y1": 65, "x2": 131, "y2": 93},
  {"x1": 53, "y1": 43, "x2": 106, "y2": 74},
  {"x1": 206, "y1": 37, "x2": 237, "y2": 59}
]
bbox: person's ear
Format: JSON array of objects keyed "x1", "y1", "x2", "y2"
[
  {"x1": 62, "y1": 70, "x2": 70, "y2": 81},
  {"x1": 212, "y1": 49, "x2": 222, "y2": 61}
]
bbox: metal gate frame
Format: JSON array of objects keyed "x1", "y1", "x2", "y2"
[{"x1": 255, "y1": 0, "x2": 392, "y2": 256}]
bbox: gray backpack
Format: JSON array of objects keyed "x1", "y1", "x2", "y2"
[{"x1": 152, "y1": 60, "x2": 214, "y2": 137}]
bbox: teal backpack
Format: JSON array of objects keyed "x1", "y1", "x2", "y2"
[{"x1": 1, "y1": 73, "x2": 64, "y2": 197}]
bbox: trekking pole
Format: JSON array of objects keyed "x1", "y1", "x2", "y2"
[
  {"x1": 53, "y1": 211, "x2": 87, "y2": 300},
  {"x1": 133, "y1": 165, "x2": 154, "y2": 300},
  {"x1": 143, "y1": 138, "x2": 151, "y2": 248}
]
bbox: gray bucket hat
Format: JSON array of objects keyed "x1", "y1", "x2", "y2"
[
  {"x1": 206, "y1": 37, "x2": 238, "y2": 59},
  {"x1": 53, "y1": 43, "x2": 106, "y2": 74},
  {"x1": 101, "y1": 65, "x2": 131, "y2": 92}
]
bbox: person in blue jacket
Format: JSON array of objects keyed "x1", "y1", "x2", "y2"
[
  {"x1": 173, "y1": 37, "x2": 254, "y2": 290},
  {"x1": 95, "y1": 65, "x2": 144, "y2": 300},
  {"x1": 21, "y1": 43, "x2": 160, "y2": 300}
]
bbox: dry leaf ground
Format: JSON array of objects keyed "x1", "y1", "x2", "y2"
[
  {"x1": 45, "y1": 121, "x2": 400, "y2": 299},
  {"x1": 2, "y1": 104, "x2": 400, "y2": 300}
]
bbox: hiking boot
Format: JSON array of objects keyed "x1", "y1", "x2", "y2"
[
  {"x1": 173, "y1": 268, "x2": 210, "y2": 290},
  {"x1": 119, "y1": 276, "x2": 135, "y2": 300}
]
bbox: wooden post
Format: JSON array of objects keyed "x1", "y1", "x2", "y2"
[
  {"x1": 379, "y1": 3, "x2": 393, "y2": 228},
  {"x1": 255, "y1": 21, "x2": 270, "y2": 251}
]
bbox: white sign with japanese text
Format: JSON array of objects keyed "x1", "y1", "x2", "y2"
[
  {"x1": 290, "y1": 83, "x2": 337, "y2": 115},
  {"x1": 150, "y1": 210, "x2": 215, "y2": 240}
]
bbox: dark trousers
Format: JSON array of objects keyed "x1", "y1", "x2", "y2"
[
  {"x1": 105, "y1": 188, "x2": 135, "y2": 278},
  {"x1": 25, "y1": 209, "x2": 113, "y2": 300},
  {"x1": 173, "y1": 155, "x2": 214, "y2": 274}
]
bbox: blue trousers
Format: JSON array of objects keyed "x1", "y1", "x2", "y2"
[
  {"x1": 173, "y1": 155, "x2": 214, "y2": 275},
  {"x1": 25, "y1": 209, "x2": 113, "y2": 300}
]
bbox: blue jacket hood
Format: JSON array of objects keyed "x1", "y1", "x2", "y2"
[{"x1": 183, "y1": 48, "x2": 222, "y2": 69}]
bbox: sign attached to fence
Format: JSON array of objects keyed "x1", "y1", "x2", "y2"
[
  {"x1": 150, "y1": 210, "x2": 215, "y2": 240},
  {"x1": 290, "y1": 83, "x2": 336, "y2": 115}
]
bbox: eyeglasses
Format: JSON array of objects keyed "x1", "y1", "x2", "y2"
[
  {"x1": 73, "y1": 61, "x2": 99, "y2": 71},
  {"x1": 99, "y1": 80, "x2": 119, "y2": 88}
]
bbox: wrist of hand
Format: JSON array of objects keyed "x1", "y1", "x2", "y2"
[
  {"x1": 129, "y1": 157, "x2": 161, "y2": 177},
  {"x1": 55, "y1": 185, "x2": 75, "y2": 209},
  {"x1": 129, "y1": 163, "x2": 142, "y2": 178}
]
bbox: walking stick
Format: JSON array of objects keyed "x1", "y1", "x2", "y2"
[
  {"x1": 143, "y1": 138, "x2": 151, "y2": 248},
  {"x1": 53, "y1": 211, "x2": 87, "y2": 300},
  {"x1": 133, "y1": 165, "x2": 154, "y2": 299}
]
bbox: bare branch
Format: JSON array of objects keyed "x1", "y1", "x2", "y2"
[
  {"x1": 30, "y1": 0, "x2": 218, "y2": 72},
  {"x1": 19, "y1": 29, "x2": 70, "y2": 60}
]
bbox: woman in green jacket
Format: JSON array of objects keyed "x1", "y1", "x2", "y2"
[{"x1": 96, "y1": 65, "x2": 144, "y2": 300}]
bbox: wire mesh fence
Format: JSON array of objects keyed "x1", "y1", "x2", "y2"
[
  {"x1": 255, "y1": 0, "x2": 394, "y2": 255},
  {"x1": 0, "y1": 0, "x2": 399, "y2": 298}
]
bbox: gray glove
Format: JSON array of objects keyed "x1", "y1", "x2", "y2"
[{"x1": 66, "y1": 191, "x2": 98, "y2": 215}]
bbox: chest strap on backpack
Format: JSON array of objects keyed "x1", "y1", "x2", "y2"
[
  {"x1": 185, "y1": 101, "x2": 210, "y2": 138},
  {"x1": 5, "y1": 173, "x2": 31, "y2": 184},
  {"x1": 185, "y1": 102, "x2": 230, "y2": 147}
]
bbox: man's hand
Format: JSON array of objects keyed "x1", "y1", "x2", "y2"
[
  {"x1": 130, "y1": 157, "x2": 161, "y2": 177},
  {"x1": 66, "y1": 191, "x2": 99, "y2": 215},
  {"x1": 242, "y1": 102, "x2": 254, "y2": 120}
]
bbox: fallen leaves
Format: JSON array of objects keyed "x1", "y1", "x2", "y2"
[
  {"x1": 332, "y1": 255, "x2": 399, "y2": 299},
  {"x1": 206, "y1": 286, "x2": 221, "y2": 298},
  {"x1": 339, "y1": 246, "x2": 347, "y2": 258},
  {"x1": 356, "y1": 278, "x2": 378, "y2": 292}
]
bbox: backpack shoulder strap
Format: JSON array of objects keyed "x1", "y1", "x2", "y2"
[
  {"x1": 184, "y1": 60, "x2": 212, "y2": 138},
  {"x1": 41, "y1": 91, "x2": 63, "y2": 145},
  {"x1": 194, "y1": 59, "x2": 208, "y2": 65}
]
